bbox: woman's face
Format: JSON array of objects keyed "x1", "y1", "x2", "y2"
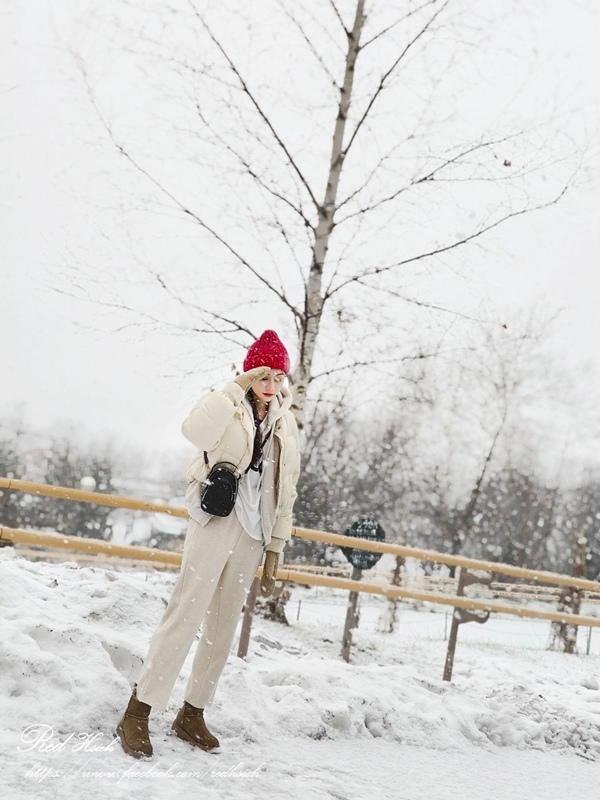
[{"x1": 251, "y1": 369, "x2": 286, "y2": 405}]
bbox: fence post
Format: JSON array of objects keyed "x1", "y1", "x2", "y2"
[
  {"x1": 341, "y1": 565, "x2": 363, "y2": 663},
  {"x1": 443, "y1": 569, "x2": 492, "y2": 681},
  {"x1": 548, "y1": 534, "x2": 587, "y2": 654},
  {"x1": 237, "y1": 577, "x2": 260, "y2": 660},
  {"x1": 383, "y1": 553, "x2": 405, "y2": 633}
]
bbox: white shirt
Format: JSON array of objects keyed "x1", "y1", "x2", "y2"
[{"x1": 234, "y1": 415, "x2": 271, "y2": 541}]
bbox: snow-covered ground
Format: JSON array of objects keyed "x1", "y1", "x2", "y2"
[{"x1": 2, "y1": 548, "x2": 600, "y2": 800}]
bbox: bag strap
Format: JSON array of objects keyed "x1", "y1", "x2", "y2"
[
  {"x1": 204, "y1": 450, "x2": 244, "y2": 479},
  {"x1": 203, "y1": 418, "x2": 272, "y2": 478}
]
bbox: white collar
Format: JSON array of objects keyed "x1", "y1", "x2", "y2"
[{"x1": 242, "y1": 384, "x2": 293, "y2": 426}]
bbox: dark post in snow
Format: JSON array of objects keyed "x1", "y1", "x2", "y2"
[
  {"x1": 443, "y1": 569, "x2": 493, "y2": 681},
  {"x1": 341, "y1": 565, "x2": 364, "y2": 662},
  {"x1": 340, "y1": 518, "x2": 385, "y2": 663},
  {"x1": 237, "y1": 577, "x2": 260, "y2": 660}
]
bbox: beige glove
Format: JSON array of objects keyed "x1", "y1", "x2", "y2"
[
  {"x1": 260, "y1": 551, "x2": 279, "y2": 597},
  {"x1": 234, "y1": 366, "x2": 271, "y2": 393}
]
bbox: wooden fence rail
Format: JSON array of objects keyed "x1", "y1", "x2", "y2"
[{"x1": 0, "y1": 477, "x2": 187, "y2": 517}]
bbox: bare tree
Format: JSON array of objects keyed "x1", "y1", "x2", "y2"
[
  {"x1": 412, "y1": 310, "x2": 575, "y2": 567},
  {"x1": 66, "y1": 0, "x2": 580, "y2": 430}
]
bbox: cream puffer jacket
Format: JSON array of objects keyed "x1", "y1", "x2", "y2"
[{"x1": 182, "y1": 381, "x2": 300, "y2": 554}]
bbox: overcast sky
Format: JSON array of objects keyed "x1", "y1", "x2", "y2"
[{"x1": 2, "y1": 0, "x2": 600, "y2": 460}]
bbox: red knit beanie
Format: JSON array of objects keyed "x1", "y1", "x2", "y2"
[{"x1": 243, "y1": 330, "x2": 291, "y2": 374}]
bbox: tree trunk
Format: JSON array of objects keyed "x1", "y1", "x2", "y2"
[
  {"x1": 291, "y1": 0, "x2": 366, "y2": 431},
  {"x1": 548, "y1": 535, "x2": 587, "y2": 654}
]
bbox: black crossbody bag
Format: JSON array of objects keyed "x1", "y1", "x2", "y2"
[{"x1": 200, "y1": 453, "x2": 242, "y2": 517}]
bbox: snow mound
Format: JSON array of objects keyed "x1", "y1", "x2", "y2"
[{"x1": 2, "y1": 550, "x2": 600, "y2": 799}]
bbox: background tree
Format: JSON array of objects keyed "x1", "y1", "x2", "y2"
[
  {"x1": 291, "y1": 359, "x2": 426, "y2": 563},
  {"x1": 0, "y1": 435, "x2": 23, "y2": 531},
  {"x1": 0, "y1": 424, "x2": 116, "y2": 541},
  {"x1": 460, "y1": 466, "x2": 561, "y2": 572},
  {"x1": 555, "y1": 480, "x2": 600, "y2": 580},
  {"x1": 289, "y1": 310, "x2": 586, "y2": 579},
  {"x1": 43, "y1": 440, "x2": 115, "y2": 540},
  {"x1": 411, "y1": 309, "x2": 577, "y2": 568}
]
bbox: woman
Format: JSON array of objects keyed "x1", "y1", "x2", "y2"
[{"x1": 116, "y1": 330, "x2": 300, "y2": 759}]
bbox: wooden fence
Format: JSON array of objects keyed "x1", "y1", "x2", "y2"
[{"x1": 1, "y1": 476, "x2": 600, "y2": 630}]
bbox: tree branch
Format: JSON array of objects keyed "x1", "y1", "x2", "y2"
[
  {"x1": 346, "y1": 279, "x2": 488, "y2": 324},
  {"x1": 148, "y1": 270, "x2": 258, "y2": 338},
  {"x1": 193, "y1": 100, "x2": 315, "y2": 231},
  {"x1": 187, "y1": 1, "x2": 320, "y2": 211},
  {"x1": 461, "y1": 408, "x2": 507, "y2": 526},
  {"x1": 360, "y1": 0, "x2": 441, "y2": 50},
  {"x1": 229, "y1": 193, "x2": 307, "y2": 326},
  {"x1": 335, "y1": 140, "x2": 406, "y2": 213},
  {"x1": 51, "y1": 283, "x2": 253, "y2": 341},
  {"x1": 326, "y1": 185, "x2": 569, "y2": 299},
  {"x1": 336, "y1": 132, "x2": 525, "y2": 225},
  {"x1": 310, "y1": 352, "x2": 430, "y2": 381},
  {"x1": 112, "y1": 139, "x2": 296, "y2": 307},
  {"x1": 323, "y1": 209, "x2": 369, "y2": 298},
  {"x1": 326, "y1": 0, "x2": 350, "y2": 34},
  {"x1": 343, "y1": 0, "x2": 449, "y2": 159},
  {"x1": 79, "y1": 63, "x2": 302, "y2": 315},
  {"x1": 277, "y1": 2, "x2": 339, "y2": 89}
]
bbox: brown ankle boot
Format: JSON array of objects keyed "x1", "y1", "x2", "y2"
[
  {"x1": 172, "y1": 701, "x2": 220, "y2": 751},
  {"x1": 116, "y1": 687, "x2": 153, "y2": 759}
]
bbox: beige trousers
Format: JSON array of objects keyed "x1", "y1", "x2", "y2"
[{"x1": 135, "y1": 514, "x2": 263, "y2": 711}]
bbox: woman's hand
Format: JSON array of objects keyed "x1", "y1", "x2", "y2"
[
  {"x1": 234, "y1": 366, "x2": 271, "y2": 393},
  {"x1": 260, "y1": 551, "x2": 279, "y2": 597}
]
